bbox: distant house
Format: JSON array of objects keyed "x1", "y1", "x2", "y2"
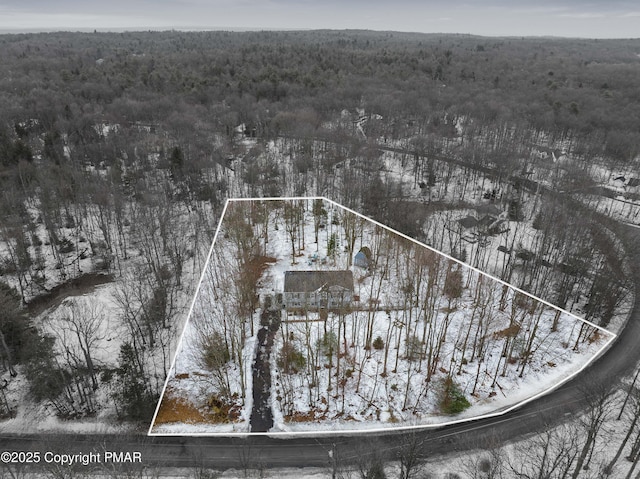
[
  {"x1": 455, "y1": 216, "x2": 479, "y2": 243},
  {"x1": 613, "y1": 176, "x2": 627, "y2": 189},
  {"x1": 283, "y1": 270, "x2": 354, "y2": 311},
  {"x1": 234, "y1": 123, "x2": 257, "y2": 138},
  {"x1": 551, "y1": 149, "x2": 568, "y2": 163},
  {"x1": 474, "y1": 204, "x2": 502, "y2": 219},
  {"x1": 456, "y1": 216, "x2": 479, "y2": 230},
  {"x1": 474, "y1": 203, "x2": 507, "y2": 234},
  {"x1": 610, "y1": 176, "x2": 640, "y2": 194},
  {"x1": 627, "y1": 178, "x2": 640, "y2": 194},
  {"x1": 455, "y1": 203, "x2": 507, "y2": 243},
  {"x1": 354, "y1": 247, "x2": 372, "y2": 269}
]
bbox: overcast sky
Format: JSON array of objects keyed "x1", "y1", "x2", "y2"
[{"x1": 0, "y1": 0, "x2": 638, "y2": 38}]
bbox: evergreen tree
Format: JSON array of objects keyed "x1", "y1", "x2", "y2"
[{"x1": 112, "y1": 343, "x2": 157, "y2": 421}]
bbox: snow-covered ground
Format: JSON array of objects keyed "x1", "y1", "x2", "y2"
[
  {"x1": 0, "y1": 175, "x2": 213, "y2": 433},
  {"x1": 1, "y1": 116, "x2": 632, "y2": 443},
  {"x1": 208, "y1": 134, "x2": 633, "y2": 335},
  {"x1": 580, "y1": 193, "x2": 640, "y2": 226},
  {"x1": 151, "y1": 198, "x2": 614, "y2": 435}
]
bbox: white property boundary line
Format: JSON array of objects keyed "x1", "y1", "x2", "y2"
[
  {"x1": 147, "y1": 200, "x2": 232, "y2": 436},
  {"x1": 148, "y1": 195, "x2": 617, "y2": 437}
]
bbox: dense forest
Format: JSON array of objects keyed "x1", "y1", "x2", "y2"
[{"x1": 0, "y1": 30, "x2": 638, "y2": 435}]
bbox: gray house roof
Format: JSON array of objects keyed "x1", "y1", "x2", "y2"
[
  {"x1": 475, "y1": 204, "x2": 502, "y2": 218},
  {"x1": 284, "y1": 270, "x2": 354, "y2": 293},
  {"x1": 457, "y1": 216, "x2": 479, "y2": 229},
  {"x1": 628, "y1": 178, "x2": 640, "y2": 187}
]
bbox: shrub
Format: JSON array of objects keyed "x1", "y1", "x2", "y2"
[
  {"x1": 444, "y1": 265, "x2": 463, "y2": 300},
  {"x1": 100, "y1": 368, "x2": 115, "y2": 383},
  {"x1": 372, "y1": 336, "x2": 384, "y2": 350},
  {"x1": 532, "y1": 211, "x2": 545, "y2": 230},
  {"x1": 327, "y1": 233, "x2": 338, "y2": 258},
  {"x1": 25, "y1": 336, "x2": 66, "y2": 402},
  {"x1": 112, "y1": 343, "x2": 157, "y2": 421},
  {"x1": 317, "y1": 331, "x2": 338, "y2": 358},
  {"x1": 31, "y1": 233, "x2": 42, "y2": 246},
  {"x1": 1, "y1": 281, "x2": 38, "y2": 364},
  {"x1": 405, "y1": 335, "x2": 424, "y2": 361},
  {"x1": 201, "y1": 333, "x2": 231, "y2": 371},
  {"x1": 366, "y1": 462, "x2": 386, "y2": 479},
  {"x1": 278, "y1": 342, "x2": 306, "y2": 374},
  {"x1": 58, "y1": 237, "x2": 74, "y2": 254},
  {"x1": 438, "y1": 376, "x2": 471, "y2": 415}
]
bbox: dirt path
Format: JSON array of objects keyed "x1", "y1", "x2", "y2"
[
  {"x1": 249, "y1": 309, "x2": 281, "y2": 433},
  {"x1": 26, "y1": 273, "x2": 115, "y2": 317}
]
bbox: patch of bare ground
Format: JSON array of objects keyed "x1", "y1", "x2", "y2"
[
  {"x1": 26, "y1": 272, "x2": 114, "y2": 317},
  {"x1": 286, "y1": 409, "x2": 328, "y2": 423},
  {"x1": 243, "y1": 256, "x2": 277, "y2": 284},
  {"x1": 286, "y1": 410, "x2": 366, "y2": 423},
  {"x1": 155, "y1": 386, "x2": 242, "y2": 425},
  {"x1": 154, "y1": 388, "x2": 212, "y2": 425}
]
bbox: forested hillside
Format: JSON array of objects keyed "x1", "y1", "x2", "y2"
[{"x1": 0, "y1": 30, "x2": 638, "y2": 428}]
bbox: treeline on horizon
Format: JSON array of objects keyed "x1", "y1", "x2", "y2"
[{"x1": 1, "y1": 30, "x2": 639, "y2": 160}]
